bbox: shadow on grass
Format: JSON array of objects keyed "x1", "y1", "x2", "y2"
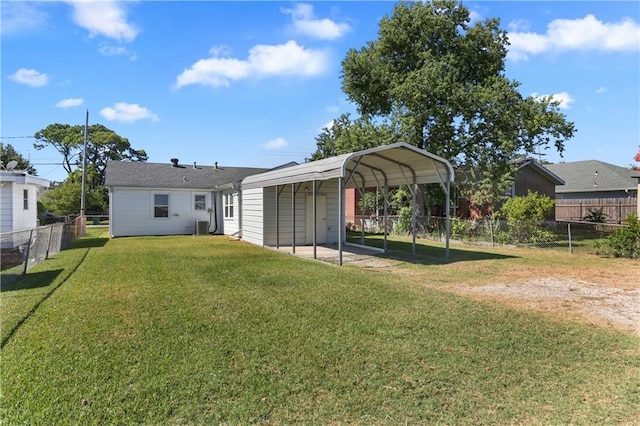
[
  {"x1": 70, "y1": 236, "x2": 109, "y2": 249},
  {"x1": 1, "y1": 269, "x2": 63, "y2": 293},
  {"x1": 1, "y1": 248, "x2": 91, "y2": 349},
  {"x1": 348, "y1": 234, "x2": 518, "y2": 265}
]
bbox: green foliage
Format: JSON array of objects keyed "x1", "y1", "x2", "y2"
[
  {"x1": 338, "y1": 0, "x2": 575, "y2": 214},
  {"x1": 34, "y1": 123, "x2": 147, "y2": 188},
  {"x1": 601, "y1": 213, "x2": 640, "y2": 259},
  {"x1": 1, "y1": 143, "x2": 37, "y2": 175},
  {"x1": 498, "y1": 191, "x2": 555, "y2": 243},
  {"x1": 40, "y1": 181, "x2": 106, "y2": 216},
  {"x1": 393, "y1": 206, "x2": 413, "y2": 234},
  {"x1": 358, "y1": 190, "x2": 382, "y2": 216},
  {"x1": 310, "y1": 113, "x2": 394, "y2": 160},
  {"x1": 582, "y1": 208, "x2": 607, "y2": 223},
  {"x1": 450, "y1": 217, "x2": 471, "y2": 239}
]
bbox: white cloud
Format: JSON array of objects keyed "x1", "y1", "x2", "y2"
[
  {"x1": 263, "y1": 137, "x2": 288, "y2": 150},
  {"x1": 1, "y1": 2, "x2": 48, "y2": 35},
  {"x1": 321, "y1": 120, "x2": 334, "y2": 131},
  {"x1": 100, "y1": 102, "x2": 159, "y2": 123},
  {"x1": 8, "y1": 68, "x2": 49, "y2": 87},
  {"x1": 67, "y1": 0, "x2": 138, "y2": 42},
  {"x1": 533, "y1": 92, "x2": 575, "y2": 109},
  {"x1": 468, "y1": 10, "x2": 482, "y2": 25},
  {"x1": 56, "y1": 98, "x2": 85, "y2": 109},
  {"x1": 596, "y1": 86, "x2": 608, "y2": 94},
  {"x1": 98, "y1": 42, "x2": 136, "y2": 59},
  {"x1": 508, "y1": 14, "x2": 640, "y2": 61},
  {"x1": 282, "y1": 3, "x2": 350, "y2": 40},
  {"x1": 175, "y1": 40, "x2": 329, "y2": 89}
]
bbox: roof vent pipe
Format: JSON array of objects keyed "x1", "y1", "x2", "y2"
[
  {"x1": 214, "y1": 162, "x2": 218, "y2": 170},
  {"x1": 170, "y1": 158, "x2": 179, "y2": 167},
  {"x1": 193, "y1": 162, "x2": 197, "y2": 169}
]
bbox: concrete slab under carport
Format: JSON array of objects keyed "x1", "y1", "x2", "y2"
[{"x1": 271, "y1": 243, "x2": 395, "y2": 267}]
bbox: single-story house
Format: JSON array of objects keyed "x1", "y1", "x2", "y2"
[
  {"x1": 106, "y1": 143, "x2": 455, "y2": 264},
  {"x1": 545, "y1": 160, "x2": 639, "y2": 223},
  {"x1": 104, "y1": 159, "x2": 267, "y2": 237},
  {"x1": 0, "y1": 169, "x2": 50, "y2": 233}
]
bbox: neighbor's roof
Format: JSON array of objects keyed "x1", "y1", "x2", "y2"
[
  {"x1": 242, "y1": 142, "x2": 454, "y2": 190},
  {"x1": 0, "y1": 170, "x2": 50, "y2": 187},
  {"x1": 104, "y1": 160, "x2": 268, "y2": 190},
  {"x1": 545, "y1": 160, "x2": 640, "y2": 193},
  {"x1": 512, "y1": 158, "x2": 565, "y2": 185}
]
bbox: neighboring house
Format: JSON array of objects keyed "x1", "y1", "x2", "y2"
[
  {"x1": 454, "y1": 159, "x2": 564, "y2": 220},
  {"x1": 0, "y1": 170, "x2": 50, "y2": 233},
  {"x1": 545, "y1": 160, "x2": 639, "y2": 223},
  {"x1": 104, "y1": 159, "x2": 266, "y2": 237}
]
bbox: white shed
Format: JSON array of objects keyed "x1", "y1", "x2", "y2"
[
  {"x1": 0, "y1": 170, "x2": 50, "y2": 233},
  {"x1": 241, "y1": 143, "x2": 454, "y2": 264}
]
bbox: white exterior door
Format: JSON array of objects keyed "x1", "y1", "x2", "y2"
[{"x1": 306, "y1": 195, "x2": 327, "y2": 244}]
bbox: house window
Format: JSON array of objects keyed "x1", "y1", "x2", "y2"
[
  {"x1": 154, "y1": 194, "x2": 169, "y2": 218},
  {"x1": 23, "y1": 189, "x2": 29, "y2": 210},
  {"x1": 224, "y1": 194, "x2": 234, "y2": 218},
  {"x1": 194, "y1": 194, "x2": 206, "y2": 211}
]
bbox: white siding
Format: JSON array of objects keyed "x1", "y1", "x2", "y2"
[
  {"x1": 12, "y1": 183, "x2": 38, "y2": 231},
  {"x1": 319, "y1": 179, "x2": 340, "y2": 244},
  {"x1": 0, "y1": 183, "x2": 13, "y2": 233},
  {"x1": 110, "y1": 187, "x2": 217, "y2": 237},
  {"x1": 240, "y1": 180, "x2": 342, "y2": 248},
  {"x1": 241, "y1": 188, "x2": 264, "y2": 246},
  {"x1": 222, "y1": 190, "x2": 240, "y2": 236}
]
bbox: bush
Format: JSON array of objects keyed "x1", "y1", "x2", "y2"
[
  {"x1": 450, "y1": 218, "x2": 471, "y2": 239},
  {"x1": 498, "y1": 191, "x2": 555, "y2": 244},
  {"x1": 582, "y1": 208, "x2": 607, "y2": 223},
  {"x1": 601, "y1": 213, "x2": 640, "y2": 259},
  {"x1": 393, "y1": 206, "x2": 412, "y2": 235}
]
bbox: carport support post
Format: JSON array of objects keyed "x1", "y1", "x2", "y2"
[
  {"x1": 412, "y1": 182, "x2": 417, "y2": 256},
  {"x1": 292, "y1": 183, "x2": 296, "y2": 254},
  {"x1": 338, "y1": 177, "x2": 344, "y2": 266},
  {"x1": 275, "y1": 185, "x2": 280, "y2": 249},
  {"x1": 383, "y1": 186, "x2": 388, "y2": 252},
  {"x1": 445, "y1": 180, "x2": 450, "y2": 260},
  {"x1": 312, "y1": 180, "x2": 317, "y2": 259}
]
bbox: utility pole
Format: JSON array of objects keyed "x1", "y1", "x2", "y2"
[{"x1": 80, "y1": 109, "x2": 88, "y2": 221}]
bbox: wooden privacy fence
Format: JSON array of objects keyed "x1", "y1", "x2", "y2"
[{"x1": 555, "y1": 197, "x2": 637, "y2": 224}]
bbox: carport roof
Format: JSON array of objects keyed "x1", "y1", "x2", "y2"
[{"x1": 242, "y1": 142, "x2": 454, "y2": 190}]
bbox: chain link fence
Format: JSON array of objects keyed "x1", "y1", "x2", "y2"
[
  {"x1": 352, "y1": 215, "x2": 629, "y2": 255},
  {"x1": 1, "y1": 217, "x2": 86, "y2": 284}
]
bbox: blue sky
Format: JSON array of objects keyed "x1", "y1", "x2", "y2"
[{"x1": 2, "y1": 1, "x2": 639, "y2": 182}]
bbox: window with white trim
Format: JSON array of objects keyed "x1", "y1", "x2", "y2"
[
  {"x1": 194, "y1": 194, "x2": 206, "y2": 211},
  {"x1": 224, "y1": 194, "x2": 234, "y2": 218},
  {"x1": 23, "y1": 189, "x2": 29, "y2": 210},
  {"x1": 154, "y1": 194, "x2": 169, "y2": 218}
]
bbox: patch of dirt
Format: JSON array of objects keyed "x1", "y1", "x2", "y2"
[
  {"x1": 456, "y1": 278, "x2": 640, "y2": 335},
  {"x1": 341, "y1": 251, "x2": 640, "y2": 336}
]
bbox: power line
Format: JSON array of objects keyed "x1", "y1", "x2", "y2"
[{"x1": 0, "y1": 136, "x2": 35, "y2": 139}]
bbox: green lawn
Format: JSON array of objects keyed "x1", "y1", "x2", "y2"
[{"x1": 1, "y1": 229, "x2": 638, "y2": 424}]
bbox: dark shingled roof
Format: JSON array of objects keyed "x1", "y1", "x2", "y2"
[
  {"x1": 545, "y1": 160, "x2": 640, "y2": 193},
  {"x1": 104, "y1": 160, "x2": 267, "y2": 190}
]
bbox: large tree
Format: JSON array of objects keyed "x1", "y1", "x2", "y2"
[
  {"x1": 310, "y1": 113, "x2": 394, "y2": 160},
  {"x1": 34, "y1": 123, "x2": 147, "y2": 189},
  {"x1": 0, "y1": 143, "x2": 37, "y2": 175},
  {"x1": 339, "y1": 0, "x2": 575, "y2": 215}
]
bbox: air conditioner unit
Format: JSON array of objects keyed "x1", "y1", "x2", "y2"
[{"x1": 195, "y1": 220, "x2": 209, "y2": 235}]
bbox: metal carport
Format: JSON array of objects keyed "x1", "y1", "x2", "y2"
[{"x1": 241, "y1": 142, "x2": 455, "y2": 265}]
